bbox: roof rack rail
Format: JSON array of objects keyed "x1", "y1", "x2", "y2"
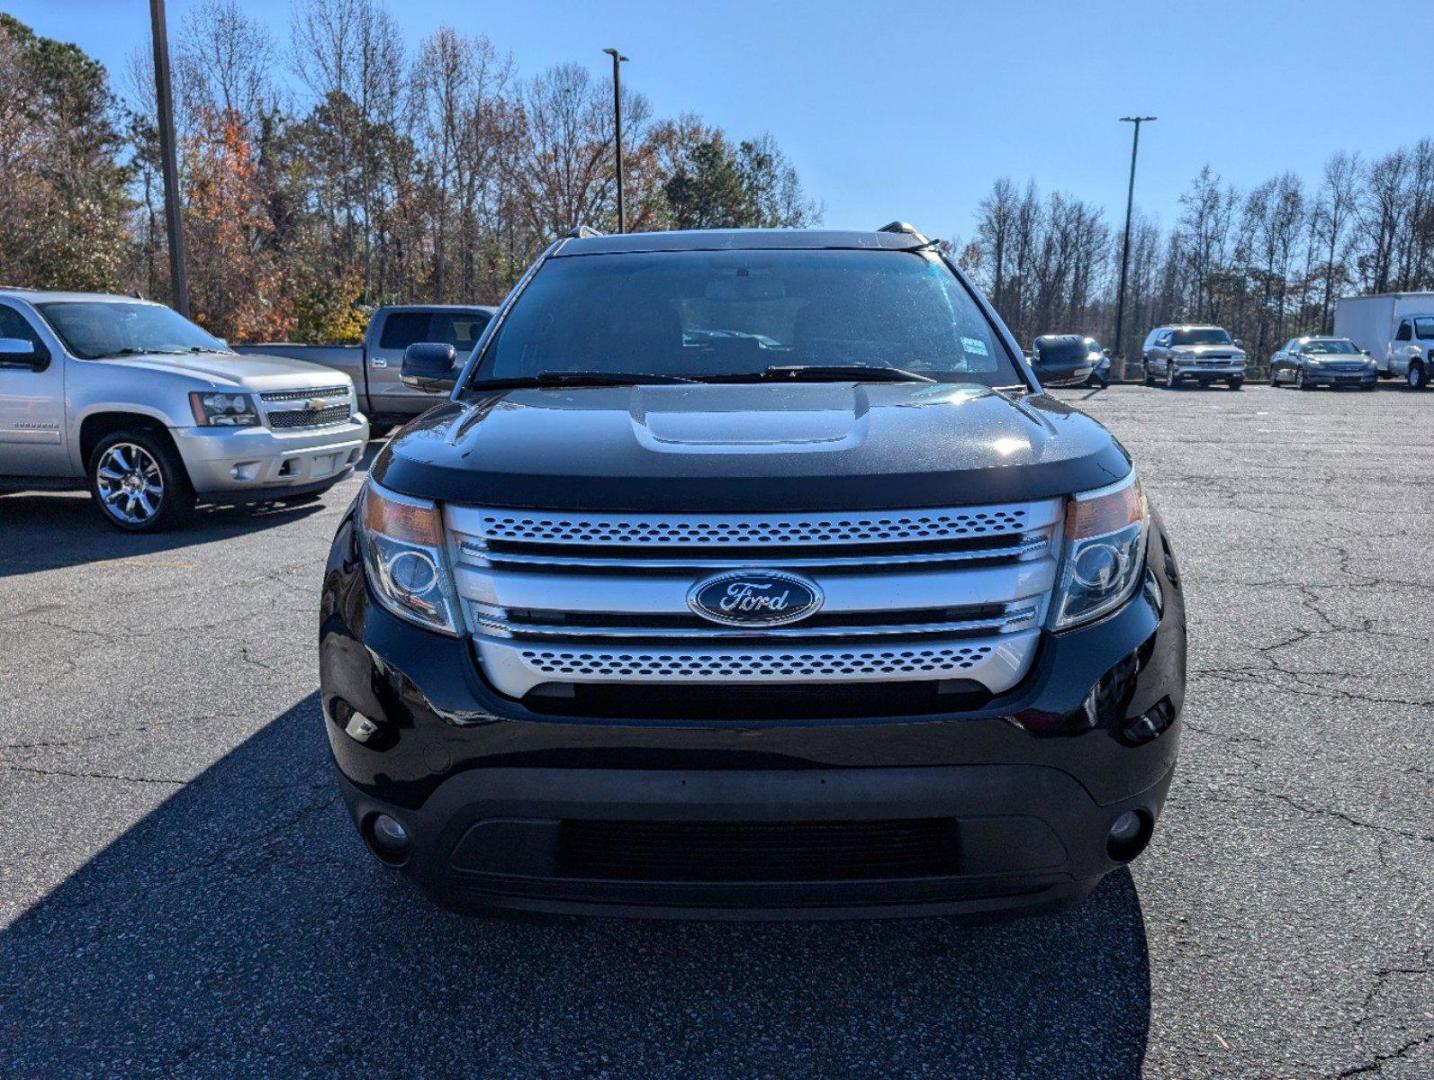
[
  {"x1": 566, "y1": 225, "x2": 606, "y2": 239},
  {"x1": 877, "y1": 221, "x2": 931, "y2": 245}
]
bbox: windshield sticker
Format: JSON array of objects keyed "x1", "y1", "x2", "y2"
[{"x1": 961, "y1": 336, "x2": 989, "y2": 356}]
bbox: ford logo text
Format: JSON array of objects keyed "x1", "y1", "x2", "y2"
[{"x1": 686, "y1": 570, "x2": 824, "y2": 627}]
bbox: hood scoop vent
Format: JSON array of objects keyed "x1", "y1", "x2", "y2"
[{"x1": 629, "y1": 384, "x2": 871, "y2": 455}]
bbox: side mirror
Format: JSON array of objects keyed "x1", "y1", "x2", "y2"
[
  {"x1": 401, "y1": 342, "x2": 459, "y2": 393},
  {"x1": 1234, "y1": 338, "x2": 1245, "y2": 348},
  {"x1": 0, "y1": 337, "x2": 47, "y2": 371}
]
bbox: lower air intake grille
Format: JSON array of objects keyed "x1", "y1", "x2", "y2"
[{"x1": 557, "y1": 818, "x2": 961, "y2": 882}]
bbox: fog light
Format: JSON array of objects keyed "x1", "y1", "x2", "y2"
[
  {"x1": 1106, "y1": 809, "x2": 1153, "y2": 863},
  {"x1": 366, "y1": 813, "x2": 411, "y2": 865},
  {"x1": 1122, "y1": 699, "x2": 1174, "y2": 744}
]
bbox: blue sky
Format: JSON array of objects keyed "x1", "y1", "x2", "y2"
[{"x1": 11, "y1": 0, "x2": 1433, "y2": 240}]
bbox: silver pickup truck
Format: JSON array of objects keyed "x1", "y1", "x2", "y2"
[
  {"x1": 0, "y1": 289, "x2": 369, "y2": 531},
  {"x1": 237, "y1": 305, "x2": 496, "y2": 428}
]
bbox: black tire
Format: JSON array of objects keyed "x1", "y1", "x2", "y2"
[
  {"x1": 1269, "y1": 367, "x2": 1279, "y2": 387},
  {"x1": 1295, "y1": 368, "x2": 1312, "y2": 391},
  {"x1": 1229, "y1": 377, "x2": 1244, "y2": 390},
  {"x1": 88, "y1": 428, "x2": 195, "y2": 533},
  {"x1": 1164, "y1": 365, "x2": 1179, "y2": 390},
  {"x1": 1143, "y1": 363, "x2": 1155, "y2": 388},
  {"x1": 1407, "y1": 361, "x2": 1427, "y2": 390}
]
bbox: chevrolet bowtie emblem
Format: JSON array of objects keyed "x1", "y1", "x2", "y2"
[{"x1": 305, "y1": 398, "x2": 326, "y2": 412}]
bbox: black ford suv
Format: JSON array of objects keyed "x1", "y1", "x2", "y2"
[{"x1": 319, "y1": 224, "x2": 1186, "y2": 919}]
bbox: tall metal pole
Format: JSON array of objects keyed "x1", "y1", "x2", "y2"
[
  {"x1": 602, "y1": 48, "x2": 628, "y2": 232},
  {"x1": 149, "y1": 0, "x2": 189, "y2": 315},
  {"x1": 1114, "y1": 116, "x2": 1155, "y2": 367}
]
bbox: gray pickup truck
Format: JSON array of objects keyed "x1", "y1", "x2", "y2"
[{"x1": 238, "y1": 305, "x2": 496, "y2": 428}]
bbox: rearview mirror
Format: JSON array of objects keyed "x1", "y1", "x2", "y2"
[
  {"x1": 0, "y1": 337, "x2": 47, "y2": 371},
  {"x1": 401, "y1": 342, "x2": 459, "y2": 393}
]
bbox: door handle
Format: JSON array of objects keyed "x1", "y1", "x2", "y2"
[{"x1": 370, "y1": 358, "x2": 388, "y2": 368}]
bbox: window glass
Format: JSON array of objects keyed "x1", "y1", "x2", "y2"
[
  {"x1": 0, "y1": 304, "x2": 43, "y2": 346},
  {"x1": 35, "y1": 301, "x2": 224, "y2": 359},
  {"x1": 379, "y1": 311, "x2": 492, "y2": 351},
  {"x1": 1415, "y1": 318, "x2": 1434, "y2": 340},
  {"x1": 1395, "y1": 320, "x2": 1412, "y2": 341},
  {"x1": 477, "y1": 250, "x2": 1021, "y2": 386},
  {"x1": 1302, "y1": 339, "x2": 1360, "y2": 354},
  {"x1": 1169, "y1": 327, "x2": 1232, "y2": 346}
]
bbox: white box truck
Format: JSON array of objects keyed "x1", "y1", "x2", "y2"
[{"x1": 1334, "y1": 292, "x2": 1434, "y2": 385}]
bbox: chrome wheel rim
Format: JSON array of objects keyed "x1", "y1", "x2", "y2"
[
  {"x1": 96, "y1": 443, "x2": 164, "y2": 524},
  {"x1": 1410, "y1": 367, "x2": 1421, "y2": 388}
]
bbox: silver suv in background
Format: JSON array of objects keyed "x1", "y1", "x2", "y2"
[
  {"x1": 0, "y1": 290, "x2": 369, "y2": 531},
  {"x1": 1142, "y1": 325, "x2": 1247, "y2": 389}
]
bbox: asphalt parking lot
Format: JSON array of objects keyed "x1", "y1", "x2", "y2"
[{"x1": 1, "y1": 382, "x2": 1431, "y2": 1078}]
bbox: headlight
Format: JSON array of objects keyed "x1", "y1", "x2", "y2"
[
  {"x1": 1050, "y1": 472, "x2": 1148, "y2": 629},
  {"x1": 357, "y1": 480, "x2": 463, "y2": 636},
  {"x1": 190, "y1": 391, "x2": 259, "y2": 427}
]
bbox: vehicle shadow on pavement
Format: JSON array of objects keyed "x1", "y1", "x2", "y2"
[
  {"x1": 0, "y1": 693, "x2": 1151, "y2": 1078},
  {"x1": 0, "y1": 492, "x2": 331, "y2": 576},
  {"x1": 0, "y1": 443, "x2": 380, "y2": 578}
]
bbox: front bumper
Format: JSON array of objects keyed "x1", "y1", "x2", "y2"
[
  {"x1": 171, "y1": 417, "x2": 369, "y2": 498},
  {"x1": 319, "y1": 512, "x2": 1187, "y2": 919},
  {"x1": 1173, "y1": 364, "x2": 1245, "y2": 379},
  {"x1": 1304, "y1": 369, "x2": 1378, "y2": 387}
]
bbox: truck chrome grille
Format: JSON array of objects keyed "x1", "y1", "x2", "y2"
[
  {"x1": 267, "y1": 403, "x2": 352, "y2": 429},
  {"x1": 260, "y1": 386, "x2": 351, "y2": 402},
  {"x1": 445, "y1": 499, "x2": 1063, "y2": 700}
]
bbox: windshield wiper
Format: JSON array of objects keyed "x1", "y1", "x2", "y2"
[
  {"x1": 473, "y1": 370, "x2": 699, "y2": 389},
  {"x1": 749, "y1": 364, "x2": 936, "y2": 384}
]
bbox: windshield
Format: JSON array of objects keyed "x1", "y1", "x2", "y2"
[
  {"x1": 36, "y1": 301, "x2": 228, "y2": 360},
  {"x1": 1034, "y1": 337, "x2": 1089, "y2": 362},
  {"x1": 1303, "y1": 338, "x2": 1361, "y2": 354},
  {"x1": 472, "y1": 249, "x2": 1022, "y2": 387},
  {"x1": 1169, "y1": 327, "x2": 1232, "y2": 346}
]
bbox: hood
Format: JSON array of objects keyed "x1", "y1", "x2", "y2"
[
  {"x1": 372, "y1": 382, "x2": 1132, "y2": 512},
  {"x1": 94, "y1": 351, "x2": 353, "y2": 392}
]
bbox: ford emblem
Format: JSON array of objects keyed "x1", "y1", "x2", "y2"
[{"x1": 687, "y1": 569, "x2": 824, "y2": 627}]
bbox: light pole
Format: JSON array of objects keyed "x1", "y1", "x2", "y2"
[
  {"x1": 602, "y1": 47, "x2": 628, "y2": 232},
  {"x1": 149, "y1": 0, "x2": 189, "y2": 316},
  {"x1": 1113, "y1": 116, "x2": 1155, "y2": 371}
]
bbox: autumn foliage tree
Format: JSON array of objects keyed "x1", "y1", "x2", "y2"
[{"x1": 182, "y1": 108, "x2": 293, "y2": 341}]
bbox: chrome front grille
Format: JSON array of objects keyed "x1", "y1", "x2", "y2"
[
  {"x1": 267, "y1": 403, "x2": 352, "y2": 429},
  {"x1": 473, "y1": 506, "x2": 1032, "y2": 546},
  {"x1": 260, "y1": 386, "x2": 350, "y2": 402},
  {"x1": 445, "y1": 500, "x2": 1063, "y2": 700}
]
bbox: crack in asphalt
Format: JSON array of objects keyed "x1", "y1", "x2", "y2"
[{"x1": 0, "y1": 762, "x2": 189, "y2": 786}]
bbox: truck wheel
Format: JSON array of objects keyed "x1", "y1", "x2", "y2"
[
  {"x1": 1229, "y1": 377, "x2": 1244, "y2": 390},
  {"x1": 1408, "y1": 361, "x2": 1427, "y2": 390},
  {"x1": 1268, "y1": 367, "x2": 1279, "y2": 386},
  {"x1": 1143, "y1": 364, "x2": 1155, "y2": 388},
  {"x1": 1164, "y1": 366, "x2": 1179, "y2": 389},
  {"x1": 89, "y1": 430, "x2": 195, "y2": 533},
  {"x1": 1295, "y1": 368, "x2": 1310, "y2": 391}
]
